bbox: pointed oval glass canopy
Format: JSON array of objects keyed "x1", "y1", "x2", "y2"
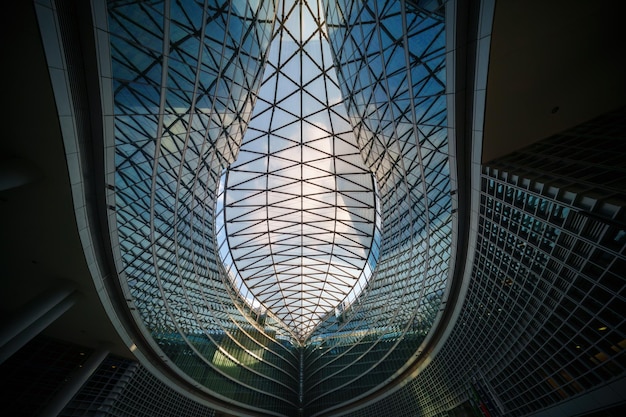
[{"x1": 215, "y1": 0, "x2": 381, "y2": 340}]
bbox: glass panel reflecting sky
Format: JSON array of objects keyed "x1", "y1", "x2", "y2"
[{"x1": 216, "y1": 0, "x2": 381, "y2": 340}]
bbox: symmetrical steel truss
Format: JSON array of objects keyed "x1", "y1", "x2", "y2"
[{"x1": 105, "y1": 0, "x2": 452, "y2": 414}]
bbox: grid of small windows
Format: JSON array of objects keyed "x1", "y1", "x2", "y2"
[
  {"x1": 63, "y1": 356, "x2": 217, "y2": 417},
  {"x1": 106, "y1": 365, "x2": 217, "y2": 417},
  {"x1": 468, "y1": 176, "x2": 624, "y2": 415},
  {"x1": 344, "y1": 109, "x2": 626, "y2": 416}
]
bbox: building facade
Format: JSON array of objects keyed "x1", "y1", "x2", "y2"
[{"x1": 345, "y1": 108, "x2": 626, "y2": 417}]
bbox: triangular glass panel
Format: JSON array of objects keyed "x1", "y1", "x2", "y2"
[{"x1": 214, "y1": 0, "x2": 382, "y2": 341}]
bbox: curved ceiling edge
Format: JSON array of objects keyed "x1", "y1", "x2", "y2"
[
  {"x1": 316, "y1": 0, "x2": 496, "y2": 414},
  {"x1": 99, "y1": 0, "x2": 301, "y2": 415},
  {"x1": 47, "y1": 0, "x2": 295, "y2": 416},
  {"x1": 35, "y1": 0, "x2": 280, "y2": 416}
]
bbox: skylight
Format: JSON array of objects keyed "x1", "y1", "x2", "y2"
[{"x1": 214, "y1": 0, "x2": 381, "y2": 340}]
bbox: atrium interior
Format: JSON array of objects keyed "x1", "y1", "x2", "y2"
[{"x1": 1, "y1": 1, "x2": 625, "y2": 416}]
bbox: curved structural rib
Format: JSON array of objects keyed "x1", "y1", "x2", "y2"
[{"x1": 37, "y1": 0, "x2": 490, "y2": 415}]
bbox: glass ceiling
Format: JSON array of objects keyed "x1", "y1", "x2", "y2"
[
  {"x1": 104, "y1": 0, "x2": 451, "y2": 413},
  {"x1": 215, "y1": 0, "x2": 381, "y2": 340}
]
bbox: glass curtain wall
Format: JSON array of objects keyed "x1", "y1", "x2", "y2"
[
  {"x1": 108, "y1": 1, "x2": 300, "y2": 414},
  {"x1": 302, "y1": 1, "x2": 450, "y2": 413},
  {"x1": 106, "y1": 0, "x2": 451, "y2": 415}
]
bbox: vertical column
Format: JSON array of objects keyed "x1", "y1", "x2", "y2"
[
  {"x1": 0, "y1": 283, "x2": 78, "y2": 364},
  {"x1": 38, "y1": 344, "x2": 111, "y2": 417}
]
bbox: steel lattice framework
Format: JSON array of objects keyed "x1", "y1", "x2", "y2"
[
  {"x1": 103, "y1": 0, "x2": 451, "y2": 414},
  {"x1": 216, "y1": 0, "x2": 382, "y2": 340}
]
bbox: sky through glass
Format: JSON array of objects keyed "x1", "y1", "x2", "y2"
[{"x1": 215, "y1": 0, "x2": 381, "y2": 340}]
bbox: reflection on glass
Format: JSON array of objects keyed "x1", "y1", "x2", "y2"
[{"x1": 215, "y1": 0, "x2": 381, "y2": 340}]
